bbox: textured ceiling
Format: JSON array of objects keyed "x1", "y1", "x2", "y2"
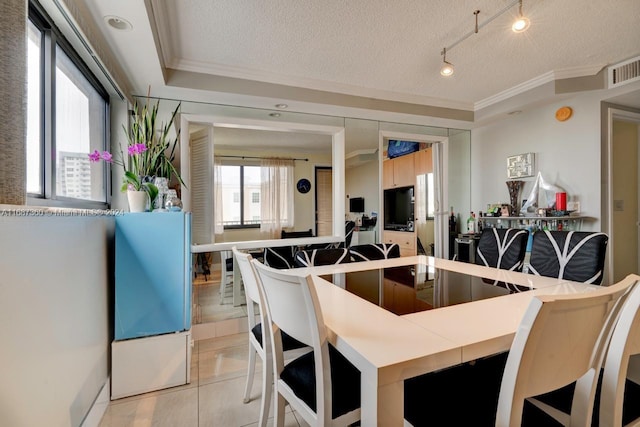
[{"x1": 82, "y1": 0, "x2": 640, "y2": 111}]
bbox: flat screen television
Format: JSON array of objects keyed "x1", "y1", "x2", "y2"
[
  {"x1": 349, "y1": 197, "x2": 365, "y2": 213},
  {"x1": 384, "y1": 186, "x2": 414, "y2": 230}
]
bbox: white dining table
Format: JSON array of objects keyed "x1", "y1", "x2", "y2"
[{"x1": 287, "y1": 255, "x2": 597, "y2": 426}]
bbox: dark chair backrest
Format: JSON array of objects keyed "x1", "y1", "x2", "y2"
[
  {"x1": 344, "y1": 221, "x2": 356, "y2": 248},
  {"x1": 350, "y1": 243, "x2": 400, "y2": 262},
  {"x1": 281, "y1": 229, "x2": 313, "y2": 239},
  {"x1": 475, "y1": 228, "x2": 529, "y2": 272},
  {"x1": 263, "y1": 246, "x2": 296, "y2": 269},
  {"x1": 528, "y1": 230, "x2": 608, "y2": 285},
  {"x1": 294, "y1": 248, "x2": 351, "y2": 267}
]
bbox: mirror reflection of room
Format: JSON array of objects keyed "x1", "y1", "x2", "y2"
[
  {"x1": 191, "y1": 125, "x2": 334, "y2": 322},
  {"x1": 186, "y1": 110, "x2": 471, "y2": 331}
]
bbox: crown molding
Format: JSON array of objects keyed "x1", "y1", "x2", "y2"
[
  {"x1": 168, "y1": 57, "x2": 474, "y2": 112},
  {"x1": 475, "y1": 64, "x2": 607, "y2": 111},
  {"x1": 149, "y1": 0, "x2": 175, "y2": 71}
]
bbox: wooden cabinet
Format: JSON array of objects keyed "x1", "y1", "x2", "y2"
[
  {"x1": 383, "y1": 230, "x2": 416, "y2": 257},
  {"x1": 383, "y1": 152, "x2": 415, "y2": 189},
  {"x1": 415, "y1": 148, "x2": 433, "y2": 175}
]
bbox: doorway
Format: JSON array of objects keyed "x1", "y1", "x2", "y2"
[
  {"x1": 315, "y1": 166, "x2": 333, "y2": 236},
  {"x1": 378, "y1": 131, "x2": 449, "y2": 258},
  {"x1": 608, "y1": 110, "x2": 640, "y2": 282}
]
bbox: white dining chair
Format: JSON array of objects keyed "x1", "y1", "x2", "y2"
[
  {"x1": 526, "y1": 273, "x2": 640, "y2": 427},
  {"x1": 404, "y1": 274, "x2": 640, "y2": 427},
  {"x1": 251, "y1": 260, "x2": 361, "y2": 427},
  {"x1": 218, "y1": 250, "x2": 234, "y2": 303},
  {"x1": 598, "y1": 275, "x2": 640, "y2": 427},
  {"x1": 232, "y1": 248, "x2": 308, "y2": 427}
]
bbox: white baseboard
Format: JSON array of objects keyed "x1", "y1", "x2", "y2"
[{"x1": 81, "y1": 377, "x2": 110, "y2": 427}]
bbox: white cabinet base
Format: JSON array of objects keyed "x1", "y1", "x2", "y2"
[{"x1": 111, "y1": 330, "x2": 192, "y2": 400}]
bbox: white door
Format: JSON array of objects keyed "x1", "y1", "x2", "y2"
[
  {"x1": 315, "y1": 167, "x2": 333, "y2": 236},
  {"x1": 611, "y1": 118, "x2": 640, "y2": 282}
]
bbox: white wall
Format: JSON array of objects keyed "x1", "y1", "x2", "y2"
[
  {"x1": 0, "y1": 214, "x2": 114, "y2": 427},
  {"x1": 471, "y1": 91, "x2": 605, "y2": 231},
  {"x1": 346, "y1": 159, "x2": 380, "y2": 220}
]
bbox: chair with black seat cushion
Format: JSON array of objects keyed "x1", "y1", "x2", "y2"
[
  {"x1": 293, "y1": 248, "x2": 351, "y2": 268},
  {"x1": 524, "y1": 273, "x2": 640, "y2": 427},
  {"x1": 232, "y1": 248, "x2": 308, "y2": 427},
  {"x1": 263, "y1": 246, "x2": 296, "y2": 269},
  {"x1": 404, "y1": 274, "x2": 640, "y2": 427},
  {"x1": 305, "y1": 221, "x2": 356, "y2": 251},
  {"x1": 597, "y1": 277, "x2": 640, "y2": 426},
  {"x1": 475, "y1": 228, "x2": 529, "y2": 272},
  {"x1": 528, "y1": 230, "x2": 609, "y2": 285},
  {"x1": 251, "y1": 260, "x2": 361, "y2": 426},
  {"x1": 350, "y1": 243, "x2": 400, "y2": 262},
  {"x1": 218, "y1": 250, "x2": 234, "y2": 304},
  {"x1": 344, "y1": 221, "x2": 356, "y2": 248}
]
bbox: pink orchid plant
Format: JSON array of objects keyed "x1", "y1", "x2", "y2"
[{"x1": 89, "y1": 96, "x2": 185, "y2": 205}]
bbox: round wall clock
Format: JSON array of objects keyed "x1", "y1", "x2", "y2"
[
  {"x1": 296, "y1": 178, "x2": 311, "y2": 194},
  {"x1": 555, "y1": 106, "x2": 573, "y2": 122}
]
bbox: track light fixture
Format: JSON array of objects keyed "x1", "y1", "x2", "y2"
[
  {"x1": 512, "y1": 0, "x2": 530, "y2": 33},
  {"x1": 438, "y1": 0, "x2": 531, "y2": 76},
  {"x1": 440, "y1": 47, "x2": 454, "y2": 77}
]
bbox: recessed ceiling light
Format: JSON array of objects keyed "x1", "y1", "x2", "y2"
[
  {"x1": 269, "y1": 113, "x2": 281, "y2": 118},
  {"x1": 275, "y1": 104, "x2": 288, "y2": 109},
  {"x1": 104, "y1": 16, "x2": 133, "y2": 31}
]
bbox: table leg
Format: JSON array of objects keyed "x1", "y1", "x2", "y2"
[{"x1": 360, "y1": 374, "x2": 404, "y2": 426}]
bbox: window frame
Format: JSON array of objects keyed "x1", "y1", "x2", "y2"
[
  {"x1": 26, "y1": 1, "x2": 111, "y2": 209},
  {"x1": 222, "y1": 164, "x2": 261, "y2": 230}
]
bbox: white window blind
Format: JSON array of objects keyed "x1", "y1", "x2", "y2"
[{"x1": 190, "y1": 130, "x2": 213, "y2": 244}]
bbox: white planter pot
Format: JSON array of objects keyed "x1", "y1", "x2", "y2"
[{"x1": 127, "y1": 190, "x2": 148, "y2": 213}]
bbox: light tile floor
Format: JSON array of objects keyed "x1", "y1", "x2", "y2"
[{"x1": 99, "y1": 333, "x2": 309, "y2": 427}]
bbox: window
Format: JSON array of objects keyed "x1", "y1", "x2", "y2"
[
  {"x1": 220, "y1": 165, "x2": 261, "y2": 228},
  {"x1": 427, "y1": 173, "x2": 435, "y2": 219},
  {"x1": 26, "y1": 3, "x2": 109, "y2": 208}
]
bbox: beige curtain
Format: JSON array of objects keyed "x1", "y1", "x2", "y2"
[
  {"x1": 433, "y1": 143, "x2": 446, "y2": 258},
  {"x1": 213, "y1": 158, "x2": 224, "y2": 236},
  {"x1": 260, "y1": 158, "x2": 294, "y2": 239}
]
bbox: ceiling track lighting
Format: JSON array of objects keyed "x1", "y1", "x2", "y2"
[
  {"x1": 438, "y1": 0, "x2": 530, "y2": 77},
  {"x1": 512, "y1": 0, "x2": 530, "y2": 33},
  {"x1": 440, "y1": 47, "x2": 454, "y2": 76}
]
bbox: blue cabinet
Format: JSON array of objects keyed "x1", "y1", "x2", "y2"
[{"x1": 115, "y1": 212, "x2": 192, "y2": 340}]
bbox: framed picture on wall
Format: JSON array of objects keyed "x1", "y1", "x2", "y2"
[{"x1": 507, "y1": 153, "x2": 535, "y2": 179}]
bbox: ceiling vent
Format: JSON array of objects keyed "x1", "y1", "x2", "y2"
[{"x1": 608, "y1": 55, "x2": 640, "y2": 88}]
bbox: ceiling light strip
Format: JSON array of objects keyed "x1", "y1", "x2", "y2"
[{"x1": 445, "y1": 0, "x2": 520, "y2": 52}]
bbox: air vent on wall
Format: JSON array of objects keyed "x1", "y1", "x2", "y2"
[{"x1": 608, "y1": 55, "x2": 640, "y2": 88}]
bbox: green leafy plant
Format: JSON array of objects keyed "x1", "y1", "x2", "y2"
[
  {"x1": 89, "y1": 95, "x2": 184, "y2": 208},
  {"x1": 125, "y1": 98, "x2": 185, "y2": 187}
]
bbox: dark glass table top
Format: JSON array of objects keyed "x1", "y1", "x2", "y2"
[{"x1": 343, "y1": 264, "x2": 533, "y2": 316}]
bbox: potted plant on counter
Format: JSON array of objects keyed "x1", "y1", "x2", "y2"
[{"x1": 89, "y1": 96, "x2": 185, "y2": 212}]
